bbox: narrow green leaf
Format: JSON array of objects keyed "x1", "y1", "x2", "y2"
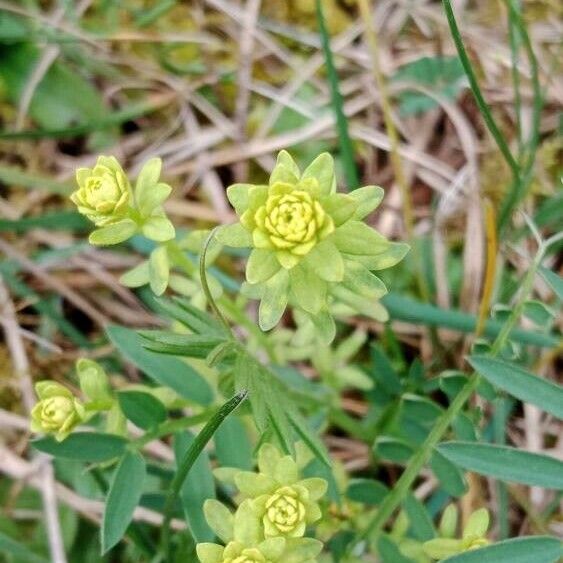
[
  {"x1": 118, "y1": 391, "x2": 167, "y2": 430},
  {"x1": 106, "y1": 325, "x2": 213, "y2": 405},
  {"x1": 404, "y1": 494, "x2": 435, "y2": 541},
  {"x1": 33, "y1": 433, "x2": 127, "y2": 462},
  {"x1": 0, "y1": 211, "x2": 88, "y2": 232},
  {"x1": 157, "y1": 296, "x2": 227, "y2": 336},
  {"x1": 437, "y1": 442, "x2": 563, "y2": 489},
  {"x1": 287, "y1": 406, "x2": 331, "y2": 467},
  {"x1": 139, "y1": 330, "x2": 225, "y2": 359},
  {"x1": 442, "y1": 536, "x2": 562, "y2": 563},
  {"x1": 0, "y1": 531, "x2": 48, "y2": 563},
  {"x1": 374, "y1": 437, "x2": 414, "y2": 464},
  {"x1": 347, "y1": 479, "x2": 389, "y2": 505},
  {"x1": 234, "y1": 354, "x2": 268, "y2": 431},
  {"x1": 102, "y1": 451, "x2": 146, "y2": 553},
  {"x1": 539, "y1": 266, "x2": 563, "y2": 300},
  {"x1": 314, "y1": 0, "x2": 359, "y2": 190},
  {"x1": 382, "y1": 293, "x2": 558, "y2": 348},
  {"x1": 430, "y1": 450, "x2": 467, "y2": 497},
  {"x1": 468, "y1": 356, "x2": 563, "y2": 419},
  {"x1": 442, "y1": 0, "x2": 519, "y2": 184}
]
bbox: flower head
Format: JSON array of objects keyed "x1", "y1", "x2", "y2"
[
  {"x1": 216, "y1": 151, "x2": 408, "y2": 337},
  {"x1": 251, "y1": 185, "x2": 334, "y2": 260},
  {"x1": 215, "y1": 444, "x2": 327, "y2": 540},
  {"x1": 71, "y1": 156, "x2": 131, "y2": 226},
  {"x1": 197, "y1": 497, "x2": 323, "y2": 563},
  {"x1": 72, "y1": 155, "x2": 175, "y2": 248},
  {"x1": 30, "y1": 381, "x2": 86, "y2": 442}
]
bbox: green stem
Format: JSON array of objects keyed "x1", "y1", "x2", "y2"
[
  {"x1": 442, "y1": 0, "x2": 520, "y2": 179},
  {"x1": 350, "y1": 243, "x2": 547, "y2": 550},
  {"x1": 159, "y1": 390, "x2": 247, "y2": 560},
  {"x1": 200, "y1": 228, "x2": 233, "y2": 337}
]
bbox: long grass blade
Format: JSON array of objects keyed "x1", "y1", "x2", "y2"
[
  {"x1": 315, "y1": 0, "x2": 359, "y2": 190},
  {"x1": 442, "y1": 0, "x2": 520, "y2": 179}
]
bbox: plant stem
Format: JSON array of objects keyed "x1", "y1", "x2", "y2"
[
  {"x1": 159, "y1": 390, "x2": 247, "y2": 560},
  {"x1": 200, "y1": 228, "x2": 233, "y2": 337},
  {"x1": 350, "y1": 241, "x2": 547, "y2": 551}
]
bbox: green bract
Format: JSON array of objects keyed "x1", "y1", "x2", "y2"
[
  {"x1": 30, "y1": 381, "x2": 86, "y2": 442},
  {"x1": 215, "y1": 150, "x2": 408, "y2": 335},
  {"x1": 71, "y1": 156, "x2": 175, "y2": 246}
]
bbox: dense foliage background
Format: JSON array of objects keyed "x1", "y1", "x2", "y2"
[{"x1": 0, "y1": 1, "x2": 561, "y2": 562}]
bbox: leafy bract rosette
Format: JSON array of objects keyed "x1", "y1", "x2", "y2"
[
  {"x1": 216, "y1": 151, "x2": 408, "y2": 341},
  {"x1": 198, "y1": 444, "x2": 326, "y2": 563},
  {"x1": 197, "y1": 500, "x2": 323, "y2": 563}
]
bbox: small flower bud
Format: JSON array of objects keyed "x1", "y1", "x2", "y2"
[
  {"x1": 77, "y1": 358, "x2": 112, "y2": 406},
  {"x1": 30, "y1": 381, "x2": 86, "y2": 442},
  {"x1": 71, "y1": 156, "x2": 131, "y2": 226}
]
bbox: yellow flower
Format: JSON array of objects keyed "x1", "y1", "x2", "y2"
[
  {"x1": 71, "y1": 156, "x2": 131, "y2": 226},
  {"x1": 30, "y1": 381, "x2": 86, "y2": 442},
  {"x1": 254, "y1": 186, "x2": 334, "y2": 256},
  {"x1": 263, "y1": 486, "x2": 307, "y2": 537}
]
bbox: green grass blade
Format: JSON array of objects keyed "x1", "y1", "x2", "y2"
[
  {"x1": 442, "y1": 0, "x2": 520, "y2": 180},
  {"x1": 315, "y1": 0, "x2": 359, "y2": 190},
  {"x1": 497, "y1": 0, "x2": 543, "y2": 229},
  {"x1": 160, "y1": 390, "x2": 247, "y2": 558},
  {"x1": 382, "y1": 293, "x2": 558, "y2": 348}
]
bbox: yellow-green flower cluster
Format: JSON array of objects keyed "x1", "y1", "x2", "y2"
[
  {"x1": 71, "y1": 155, "x2": 174, "y2": 246},
  {"x1": 197, "y1": 444, "x2": 326, "y2": 563},
  {"x1": 31, "y1": 381, "x2": 86, "y2": 442},
  {"x1": 216, "y1": 151, "x2": 408, "y2": 338},
  {"x1": 71, "y1": 156, "x2": 131, "y2": 227}
]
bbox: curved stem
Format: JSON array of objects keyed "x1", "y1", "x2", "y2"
[
  {"x1": 159, "y1": 390, "x2": 247, "y2": 560},
  {"x1": 200, "y1": 228, "x2": 233, "y2": 337}
]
